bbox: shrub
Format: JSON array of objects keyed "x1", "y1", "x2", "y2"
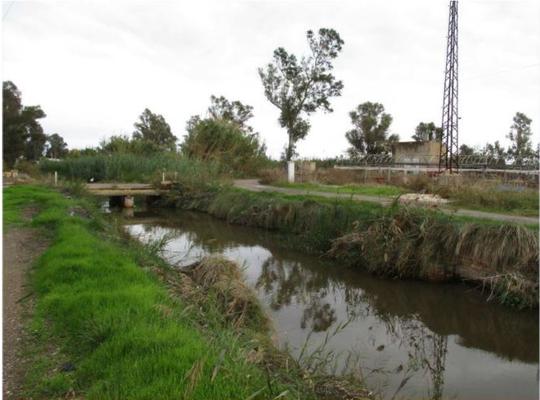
[
  {"x1": 14, "y1": 159, "x2": 40, "y2": 177},
  {"x1": 258, "y1": 167, "x2": 286, "y2": 184}
]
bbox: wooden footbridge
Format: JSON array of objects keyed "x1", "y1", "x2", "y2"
[
  {"x1": 85, "y1": 182, "x2": 172, "y2": 207},
  {"x1": 85, "y1": 182, "x2": 171, "y2": 196}
]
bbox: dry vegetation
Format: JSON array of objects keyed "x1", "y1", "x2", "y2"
[
  {"x1": 327, "y1": 207, "x2": 539, "y2": 308},
  {"x1": 182, "y1": 257, "x2": 270, "y2": 331}
]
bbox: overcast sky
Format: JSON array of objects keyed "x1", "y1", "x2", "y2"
[{"x1": 2, "y1": 0, "x2": 539, "y2": 159}]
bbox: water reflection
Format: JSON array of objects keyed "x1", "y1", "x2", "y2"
[{"x1": 122, "y1": 210, "x2": 539, "y2": 400}]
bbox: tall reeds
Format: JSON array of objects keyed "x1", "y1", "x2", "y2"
[{"x1": 39, "y1": 153, "x2": 224, "y2": 186}]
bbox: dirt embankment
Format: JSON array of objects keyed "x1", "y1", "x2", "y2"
[{"x1": 3, "y1": 222, "x2": 49, "y2": 399}]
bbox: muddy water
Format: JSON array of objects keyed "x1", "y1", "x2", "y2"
[{"x1": 123, "y1": 209, "x2": 539, "y2": 400}]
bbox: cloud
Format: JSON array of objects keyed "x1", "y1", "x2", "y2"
[{"x1": 3, "y1": 0, "x2": 539, "y2": 157}]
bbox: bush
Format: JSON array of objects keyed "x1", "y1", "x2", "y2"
[
  {"x1": 181, "y1": 118, "x2": 269, "y2": 176},
  {"x1": 258, "y1": 167, "x2": 286, "y2": 184},
  {"x1": 14, "y1": 159, "x2": 40, "y2": 177}
]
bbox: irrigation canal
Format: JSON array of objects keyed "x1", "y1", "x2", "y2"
[{"x1": 119, "y1": 208, "x2": 539, "y2": 400}]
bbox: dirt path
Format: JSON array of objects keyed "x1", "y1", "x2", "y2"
[
  {"x1": 3, "y1": 226, "x2": 49, "y2": 399},
  {"x1": 233, "y1": 179, "x2": 539, "y2": 225}
]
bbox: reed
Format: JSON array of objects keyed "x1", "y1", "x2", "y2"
[{"x1": 39, "y1": 153, "x2": 224, "y2": 186}]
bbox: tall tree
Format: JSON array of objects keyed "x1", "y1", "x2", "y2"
[
  {"x1": 3, "y1": 81, "x2": 26, "y2": 167},
  {"x1": 132, "y1": 108, "x2": 177, "y2": 151},
  {"x1": 207, "y1": 95, "x2": 254, "y2": 133},
  {"x1": 481, "y1": 140, "x2": 506, "y2": 159},
  {"x1": 507, "y1": 112, "x2": 534, "y2": 162},
  {"x1": 3, "y1": 81, "x2": 47, "y2": 166},
  {"x1": 45, "y1": 133, "x2": 68, "y2": 158},
  {"x1": 259, "y1": 28, "x2": 344, "y2": 160},
  {"x1": 458, "y1": 144, "x2": 475, "y2": 156},
  {"x1": 22, "y1": 106, "x2": 47, "y2": 161},
  {"x1": 345, "y1": 102, "x2": 393, "y2": 155},
  {"x1": 412, "y1": 122, "x2": 443, "y2": 142}
]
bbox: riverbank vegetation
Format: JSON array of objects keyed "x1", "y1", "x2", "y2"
[
  {"x1": 168, "y1": 185, "x2": 385, "y2": 253},
  {"x1": 4, "y1": 185, "x2": 369, "y2": 399},
  {"x1": 327, "y1": 207, "x2": 538, "y2": 308},
  {"x1": 166, "y1": 184, "x2": 539, "y2": 308}
]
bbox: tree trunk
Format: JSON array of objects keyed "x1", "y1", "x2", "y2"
[{"x1": 287, "y1": 129, "x2": 294, "y2": 161}]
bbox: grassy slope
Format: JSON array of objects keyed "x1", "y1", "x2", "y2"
[{"x1": 3, "y1": 185, "x2": 308, "y2": 400}]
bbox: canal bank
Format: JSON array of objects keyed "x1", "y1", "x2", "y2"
[
  {"x1": 162, "y1": 184, "x2": 539, "y2": 309},
  {"x1": 3, "y1": 185, "x2": 369, "y2": 400},
  {"x1": 123, "y1": 208, "x2": 539, "y2": 400}
]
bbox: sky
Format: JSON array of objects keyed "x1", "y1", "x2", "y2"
[{"x1": 2, "y1": 0, "x2": 540, "y2": 159}]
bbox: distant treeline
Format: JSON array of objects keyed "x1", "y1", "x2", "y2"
[{"x1": 3, "y1": 26, "x2": 537, "y2": 171}]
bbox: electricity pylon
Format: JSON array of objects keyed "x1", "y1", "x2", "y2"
[{"x1": 439, "y1": 0, "x2": 459, "y2": 173}]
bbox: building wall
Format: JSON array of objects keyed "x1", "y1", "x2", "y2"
[{"x1": 392, "y1": 140, "x2": 443, "y2": 165}]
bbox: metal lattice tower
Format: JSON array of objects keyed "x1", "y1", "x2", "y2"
[{"x1": 439, "y1": 0, "x2": 459, "y2": 173}]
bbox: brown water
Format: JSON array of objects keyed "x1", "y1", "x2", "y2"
[{"x1": 122, "y1": 209, "x2": 539, "y2": 400}]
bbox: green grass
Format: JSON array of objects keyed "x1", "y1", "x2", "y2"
[
  {"x1": 3, "y1": 185, "x2": 311, "y2": 399},
  {"x1": 273, "y1": 182, "x2": 406, "y2": 197},
  {"x1": 3, "y1": 184, "x2": 72, "y2": 226},
  {"x1": 448, "y1": 187, "x2": 539, "y2": 217}
]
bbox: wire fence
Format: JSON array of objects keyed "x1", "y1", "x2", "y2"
[{"x1": 333, "y1": 154, "x2": 539, "y2": 172}]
